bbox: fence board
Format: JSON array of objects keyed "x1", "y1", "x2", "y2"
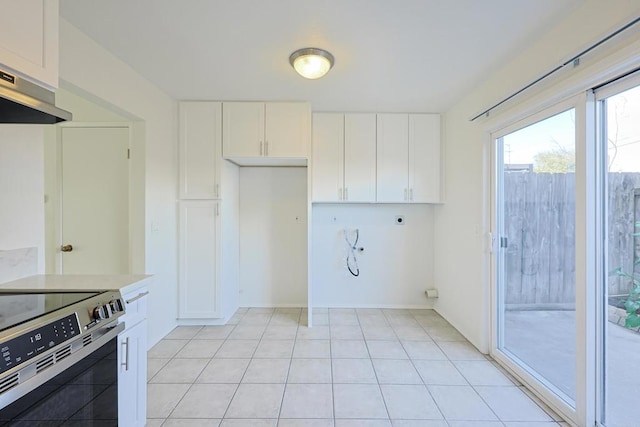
[{"x1": 504, "y1": 172, "x2": 640, "y2": 305}]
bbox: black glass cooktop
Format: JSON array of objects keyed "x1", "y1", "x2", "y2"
[{"x1": 0, "y1": 292, "x2": 100, "y2": 332}]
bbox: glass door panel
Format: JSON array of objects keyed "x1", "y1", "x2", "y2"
[
  {"x1": 497, "y1": 109, "x2": 577, "y2": 404},
  {"x1": 600, "y1": 82, "x2": 640, "y2": 427}
]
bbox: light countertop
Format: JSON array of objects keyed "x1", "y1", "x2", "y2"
[{"x1": 0, "y1": 274, "x2": 152, "y2": 293}]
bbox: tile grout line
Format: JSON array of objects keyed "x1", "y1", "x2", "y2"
[
  {"x1": 217, "y1": 310, "x2": 266, "y2": 421},
  {"x1": 160, "y1": 326, "x2": 207, "y2": 422},
  {"x1": 275, "y1": 308, "x2": 299, "y2": 422},
  {"x1": 401, "y1": 312, "x2": 451, "y2": 423},
  {"x1": 328, "y1": 321, "x2": 335, "y2": 424},
  {"x1": 362, "y1": 309, "x2": 392, "y2": 423}
]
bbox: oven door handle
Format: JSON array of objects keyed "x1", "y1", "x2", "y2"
[{"x1": 0, "y1": 322, "x2": 125, "y2": 409}]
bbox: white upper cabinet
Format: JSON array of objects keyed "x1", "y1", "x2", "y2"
[
  {"x1": 344, "y1": 113, "x2": 377, "y2": 202},
  {"x1": 376, "y1": 114, "x2": 409, "y2": 202},
  {"x1": 312, "y1": 113, "x2": 344, "y2": 202},
  {"x1": 312, "y1": 113, "x2": 376, "y2": 203},
  {"x1": 409, "y1": 114, "x2": 441, "y2": 203},
  {"x1": 265, "y1": 102, "x2": 310, "y2": 158},
  {"x1": 222, "y1": 102, "x2": 265, "y2": 158},
  {"x1": 375, "y1": 113, "x2": 441, "y2": 203},
  {"x1": 223, "y1": 101, "x2": 310, "y2": 165},
  {"x1": 0, "y1": 0, "x2": 59, "y2": 88},
  {"x1": 179, "y1": 102, "x2": 222, "y2": 199}
]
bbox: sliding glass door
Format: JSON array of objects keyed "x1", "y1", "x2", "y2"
[
  {"x1": 596, "y1": 75, "x2": 640, "y2": 427},
  {"x1": 490, "y1": 69, "x2": 640, "y2": 426},
  {"x1": 493, "y1": 102, "x2": 580, "y2": 418}
]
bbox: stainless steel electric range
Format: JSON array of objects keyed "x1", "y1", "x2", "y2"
[{"x1": 0, "y1": 290, "x2": 125, "y2": 425}]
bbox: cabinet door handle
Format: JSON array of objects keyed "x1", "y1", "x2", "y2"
[
  {"x1": 404, "y1": 188, "x2": 408, "y2": 201},
  {"x1": 265, "y1": 141, "x2": 269, "y2": 156},
  {"x1": 215, "y1": 203, "x2": 220, "y2": 217},
  {"x1": 345, "y1": 187, "x2": 348, "y2": 201},
  {"x1": 121, "y1": 337, "x2": 130, "y2": 371},
  {"x1": 260, "y1": 141, "x2": 264, "y2": 156},
  {"x1": 215, "y1": 184, "x2": 220, "y2": 198},
  {"x1": 410, "y1": 188, "x2": 414, "y2": 201},
  {"x1": 125, "y1": 291, "x2": 149, "y2": 304},
  {"x1": 339, "y1": 188, "x2": 343, "y2": 200}
]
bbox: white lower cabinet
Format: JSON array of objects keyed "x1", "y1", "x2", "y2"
[
  {"x1": 118, "y1": 320, "x2": 147, "y2": 426},
  {"x1": 118, "y1": 284, "x2": 149, "y2": 427},
  {"x1": 178, "y1": 200, "x2": 221, "y2": 319}
]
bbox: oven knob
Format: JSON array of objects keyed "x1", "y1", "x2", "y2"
[
  {"x1": 109, "y1": 299, "x2": 124, "y2": 313},
  {"x1": 93, "y1": 305, "x2": 109, "y2": 320}
]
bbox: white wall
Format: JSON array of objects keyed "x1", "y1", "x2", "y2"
[
  {"x1": 0, "y1": 126, "x2": 45, "y2": 278},
  {"x1": 434, "y1": 1, "x2": 640, "y2": 353},
  {"x1": 239, "y1": 167, "x2": 308, "y2": 307},
  {"x1": 312, "y1": 203, "x2": 434, "y2": 307},
  {"x1": 221, "y1": 160, "x2": 240, "y2": 319},
  {"x1": 59, "y1": 19, "x2": 177, "y2": 347}
]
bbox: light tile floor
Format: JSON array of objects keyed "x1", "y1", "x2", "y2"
[{"x1": 147, "y1": 308, "x2": 569, "y2": 427}]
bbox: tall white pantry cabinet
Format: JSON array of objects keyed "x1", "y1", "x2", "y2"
[
  {"x1": 178, "y1": 102, "x2": 239, "y2": 322},
  {"x1": 178, "y1": 101, "x2": 311, "y2": 322}
]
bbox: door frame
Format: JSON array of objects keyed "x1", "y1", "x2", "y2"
[
  {"x1": 488, "y1": 93, "x2": 596, "y2": 427},
  {"x1": 593, "y1": 70, "x2": 640, "y2": 426},
  {"x1": 51, "y1": 122, "x2": 133, "y2": 274}
]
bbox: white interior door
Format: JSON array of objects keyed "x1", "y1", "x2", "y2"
[{"x1": 60, "y1": 126, "x2": 130, "y2": 274}]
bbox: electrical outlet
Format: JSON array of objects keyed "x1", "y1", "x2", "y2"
[{"x1": 395, "y1": 215, "x2": 405, "y2": 225}]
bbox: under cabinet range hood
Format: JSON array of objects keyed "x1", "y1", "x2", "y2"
[{"x1": 0, "y1": 69, "x2": 72, "y2": 124}]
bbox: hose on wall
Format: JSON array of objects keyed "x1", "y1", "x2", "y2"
[{"x1": 344, "y1": 229, "x2": 360, "y2": 277}]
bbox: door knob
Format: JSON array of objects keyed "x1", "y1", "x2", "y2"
[{"x1": 61, "y1": 244, "x2": 73, "y2": 252}]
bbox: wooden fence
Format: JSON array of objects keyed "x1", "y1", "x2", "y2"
[{"x1": 504, "y1": 172, "x2": 640, "y2": 306}]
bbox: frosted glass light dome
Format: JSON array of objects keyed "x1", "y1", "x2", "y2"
[{"x1": 289, "y1": 48, "x2": 334, "y2": 79}]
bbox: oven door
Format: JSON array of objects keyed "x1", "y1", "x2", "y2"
[{"x1": 0, "y1": 322, "x2": 124, "y2": 426}]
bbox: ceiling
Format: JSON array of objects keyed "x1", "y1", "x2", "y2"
[{"x1": 60, "y1": 0, "x2": 582, "y2": 113}]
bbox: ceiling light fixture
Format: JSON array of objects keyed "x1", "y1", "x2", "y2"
[{"x1": 289, "y1": 48, "x2": 334, "y2": 79}]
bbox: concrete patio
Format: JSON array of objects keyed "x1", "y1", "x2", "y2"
[{"x1": 504, "y1": 309, "x2": 640, "y2": 427}]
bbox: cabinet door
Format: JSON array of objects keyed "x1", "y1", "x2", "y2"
[
  {"x1": 0, "y1": 0, "x2": 58, "y2": 88},
  {"x1": 344, "y1": 113, "x2": 377, "y2": 202},
  {"x1": 179, "y1": 102, "x2": 222, "y2": 199},
  {"x1": 118, "y1": 320, "x2": 147, "y2": 427},
  {"x1": 222, "y1": 102, "x2": 265, "y2": 157},
  {"x1": 377, "y1": 114, "x2": 409, "y2": 202},
  {"x1": 265, "y1": 102, "x2": 310, "y2": 158},
  {"x1": 312, "y1": 113, "x2": 344, "y2": 202},
  {"x1": 179, "y1": 200, "x2": 221, "y2": 318},
  {"x1": 409, "y1": 114, "x2": 441, "y2": 203}
]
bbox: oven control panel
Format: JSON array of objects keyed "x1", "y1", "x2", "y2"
[{"x1": 0, "y1": 313, "x2": 80, "y2": 375}]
